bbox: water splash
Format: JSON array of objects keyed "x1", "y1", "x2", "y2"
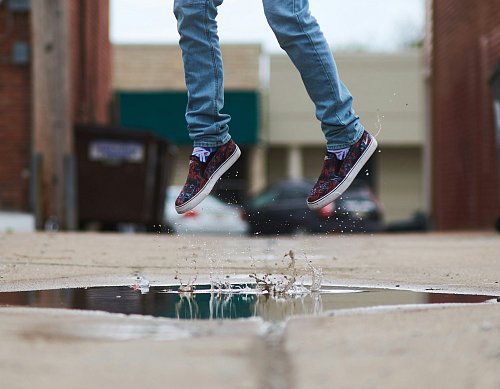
[
  {"x1": 131, "y1": 276, "x2": 150, "y2": 294},
  {"x1": 374, "y1": 109, "x2": 384, "y2": 138},
  {"x1": 170, "y1": 247, "x2": 325, "y2": 320},
  {"x1": 175, "y1": 270, "x2": 197, "y2": 293},
  {"x1": 308, "y1": 262, "x2": 323, "y2": 292},
  {"x1": 176, "y1": 293, "x2": 199, "y2": 319},
  {"x1": 249, "y1": 250, "x2": 323, "y2": 296}
]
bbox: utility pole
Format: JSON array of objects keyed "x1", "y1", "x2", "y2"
[{"x1": 31, "y1": 0, "x2": 75, "y2": 230}]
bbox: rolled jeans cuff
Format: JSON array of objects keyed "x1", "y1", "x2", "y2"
[
  {"x1": 193, "y1": 133, "x2": 232, "y2": 148},
  {"x1": 326, "y1": 122, "x2": 365, "y2": 150}
]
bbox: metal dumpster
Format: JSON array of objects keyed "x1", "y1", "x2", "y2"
[{"x1": 75, "y1": 125, "x2": 176, "y2": 230}]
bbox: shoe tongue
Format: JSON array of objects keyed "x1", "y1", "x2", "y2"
[
  {"x1": 325, "y1": 151, "x2": 337, "y2": 160},
  {"x1": 324, "y1": 152, "x2": 343, "y2": 173},
  {"x1": 188, "y1": 156, "x2": 205, "y2": 175}
]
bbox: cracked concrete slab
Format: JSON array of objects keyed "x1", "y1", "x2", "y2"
[
  {"x1": 285, "y1": 304, "x2": 500, "y2": 389},
  {"x1": 0, "y1": 308, "x2": 267, "y2": 389}
]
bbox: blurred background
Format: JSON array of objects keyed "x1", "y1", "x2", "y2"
[{"x1": 0, "y1": 0, "x2": 499, "y2": 234}]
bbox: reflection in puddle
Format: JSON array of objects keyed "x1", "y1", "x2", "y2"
[{"x1": 0, "y1": 284, "x2": 497, "y2": 322}]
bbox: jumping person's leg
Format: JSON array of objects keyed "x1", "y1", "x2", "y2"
[
  {"x1": 262, "y1": 0, "x2": 377, "y2": 209},
  {"x1": 173, "y1": 0, "x2": 240, "y2": 214}
]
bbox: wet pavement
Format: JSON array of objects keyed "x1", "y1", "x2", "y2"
[
  {"x1": 0, "y1": 284, "x2": 497, "y2": 321},
  {"x1": 0, "y1": 232, "x2": 499, "y2": 388}
]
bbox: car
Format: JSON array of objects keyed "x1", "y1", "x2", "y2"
[
  {"x1": 244, "y1": 179, "x2": 384, "y2": 235},
  {"x1": 164, "y1": 186, "x2": 249, "y2": 234},
  {"x1": 0, "y1": 212, "x2": 35, "y2": 233}
]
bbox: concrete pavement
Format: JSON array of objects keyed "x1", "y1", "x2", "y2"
[{"x1": 0, "y1": 232, "x2": 499, "y2": 388}]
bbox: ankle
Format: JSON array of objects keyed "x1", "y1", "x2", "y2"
[{"x1": 327, "y1": 146, "x2": 350, "y2": 160}]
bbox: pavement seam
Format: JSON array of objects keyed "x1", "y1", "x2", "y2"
[{"x1": 259, "y1": 322, "x2": 295, "y2": 389}]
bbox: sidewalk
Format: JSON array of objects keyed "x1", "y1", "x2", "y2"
[{"x1": 0, "y1": 232, "x2": 499, "y2": 388}]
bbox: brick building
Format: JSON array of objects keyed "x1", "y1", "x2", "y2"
[
  {"x1": 429, "y1": 0, "x2": 500, "y2": 229},
  {"x1": 0, "y1": 0, "x2": 111, "y2": 227},
  {"x1": 0, "y1": 3, "x2": 30, "y2": 211}
]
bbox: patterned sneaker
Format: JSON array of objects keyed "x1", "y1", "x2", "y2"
[
  {"x1": 307, "y1": 131, "x2": 378, "y2": 210},
  {"x1": 175, "y1": 139, "x2": 241, "y2": 214}
]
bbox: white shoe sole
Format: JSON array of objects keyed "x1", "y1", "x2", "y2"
[
  {"x1": 175, "y1": 145, "x2": 241, "y2": 214},
  {"x1": 307, "y1": 135, "x2": 378, "y2": 211}
]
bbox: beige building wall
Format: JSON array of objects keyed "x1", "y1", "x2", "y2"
[
  {"x1": 378, "y1": 147, "x2": 424, "y2": 222},
  {"x1": 268, "y1": 51, "x2": 425, "y2": 146},
  {"x1": 113, "y1": 44, "x2": 262, "y2": 91}
]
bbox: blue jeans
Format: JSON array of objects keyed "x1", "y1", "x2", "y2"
[{"x1": 173, "y1": 0, "x2": 364, "y2": 149}]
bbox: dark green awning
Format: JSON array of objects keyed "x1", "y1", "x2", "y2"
[{"x1": 116, "y1": 90, "x2": 260, "y2": 145}]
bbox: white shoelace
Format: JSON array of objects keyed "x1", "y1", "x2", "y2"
[{"x1": 192, "y1": 147, "x2": 211, "y2": 163}]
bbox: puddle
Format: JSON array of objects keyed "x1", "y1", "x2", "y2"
[{"x1": 0, "y1": 284, "x2": 497, "y2": 322}]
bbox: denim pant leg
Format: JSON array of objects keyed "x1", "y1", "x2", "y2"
[
  {"x1": 173, "y1": 0, "x2": 231, "y2": 147},
  {"x1": 262, "y1": 0, "x2": 364, "y2": 149}
]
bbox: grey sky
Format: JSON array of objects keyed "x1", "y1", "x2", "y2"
[{"x1": 110, "y1": 0, "x2": 426, "y2": 52}]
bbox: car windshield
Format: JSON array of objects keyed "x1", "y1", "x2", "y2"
[{"x1": 250, "y1": 182, "x2": 311, "y2": 208}]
